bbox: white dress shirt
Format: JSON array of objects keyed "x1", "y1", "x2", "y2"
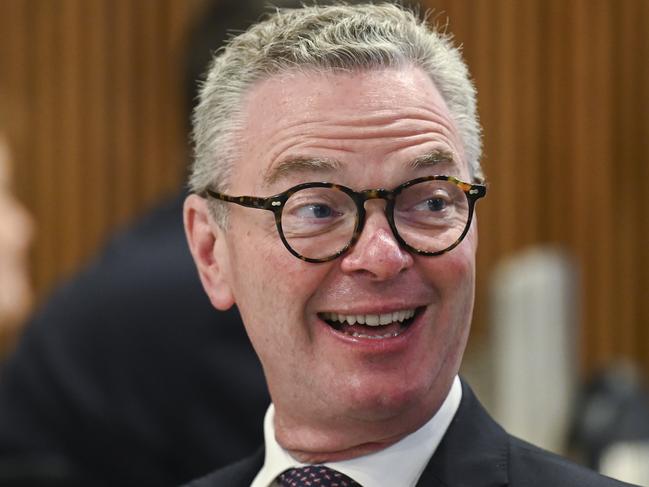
[{"x1": 251, "y1": 375, "x2": 462, "y2": 487}]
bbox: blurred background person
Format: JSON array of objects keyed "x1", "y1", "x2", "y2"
[
  {"x1": 0, "y1": 114, "x2": 34, "y2": 357},
  {"x1": 0, "y1": 1, "x2": 273, "y2": 486}
]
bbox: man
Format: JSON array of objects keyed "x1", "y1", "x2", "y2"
[{"x1": 182, "y1": 3, "x2": 633, "y2": 486}]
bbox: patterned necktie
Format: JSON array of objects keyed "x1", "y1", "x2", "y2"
[{"x1": 277, "y1": 465, "x2": 362, "y2": 486}]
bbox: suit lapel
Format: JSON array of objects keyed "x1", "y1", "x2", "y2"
[
  {"x1": 187, "y1": 447, "x2": 264, "y2": 486},
  {"x1": 233, "y1": 448, "x2": 265, "y2": 486},
  {"x1": 416, "y1": 380, "x2": 509, "y2": 487}
]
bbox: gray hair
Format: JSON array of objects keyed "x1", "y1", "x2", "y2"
[{"x1": 190, "y1": 2, "x2": 483, "y2": 225}]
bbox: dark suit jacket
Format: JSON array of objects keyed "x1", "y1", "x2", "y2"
[
  {"x1": 0, "y1": 192, "x2": 269, "y2": 487},
  {"x1": 183, "y1": 381, "x2": 636, "y2": 487}
]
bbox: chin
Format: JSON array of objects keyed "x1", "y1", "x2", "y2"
[{"x1": 340, "y1": 371, "x2": 441, "y2": 422}]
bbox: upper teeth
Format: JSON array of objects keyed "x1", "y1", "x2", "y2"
[{"x1": 322, "y1": 309, "x2": 416, "y2": 327}]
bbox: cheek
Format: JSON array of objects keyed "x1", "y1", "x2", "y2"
[
  {"x1": 441, "y1": 227, "x2": 477, "y2": 297},
  {"x1": 442, "y1": 250, "x2": 475, "y2": 359},
  {"x1": 441, "y1": 248, "x2": 476, "y2": 329},
  {"x1": 420, "y1": 239, "x2": 475, "y2": 300},
  {"x1": 225, "y1": 222, "x2": 330, "y2": 347},
  {"x1": 231, "y1": 238, "x2": 309, "y2": 306},
  {"x1": 419, "y1": 241, "x2": 476, "y2": 349}
]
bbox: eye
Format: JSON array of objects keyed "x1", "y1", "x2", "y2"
[
  {"x1": 425, "y1": 197, "x2": 448, "y2": 212},
  {"x1": 294, "y1": 203, "x2": 338, "y2": 219},
  {"x1": 284, "y1": 187, "x2": 353, "y2": 222},
  {"x1": 412, "y1": 193, "x2": 452, "y2": 213}
]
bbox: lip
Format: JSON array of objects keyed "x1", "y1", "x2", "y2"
[
  {"x1": 316, "y1": 305, "x2": 428, "y2": 353},
  {"x1": 316, "y1": 301, "x2": 428, "y2": 316}
]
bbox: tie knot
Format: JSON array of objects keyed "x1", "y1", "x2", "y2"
[{"x1": 277, "y1": 465, "x2": 362, "y2": 487}]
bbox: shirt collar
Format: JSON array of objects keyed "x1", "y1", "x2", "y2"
[{"x1": 251, "y1": 375, "x2": 462, "y2": 487}]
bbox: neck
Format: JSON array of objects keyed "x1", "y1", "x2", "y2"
[
  {"x1": 273, "y1": 393, "x2": 447, "y2": 463},
  {"x1": 280, "y1": 428, "x2": 410, "y2": 464}
]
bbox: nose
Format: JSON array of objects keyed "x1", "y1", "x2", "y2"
[{"x1": 339, "y1": 201, "x2": 413, "y2": 280}]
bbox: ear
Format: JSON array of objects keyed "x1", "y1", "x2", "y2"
[{"x1": 183, "y1": 194, "x2": 235, "y2": 310}]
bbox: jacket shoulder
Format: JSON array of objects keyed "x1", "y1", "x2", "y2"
[
  {"x1": 508, "y1": 437, "x2": 637, "y2": 487},
  {"x1": 182, "y1": 449, "x2": 264, "y2": 487}
]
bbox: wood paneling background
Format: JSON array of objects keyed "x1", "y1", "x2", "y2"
[
  {"x1": 1, "y1": 0, "x2": 647, "y2": 378},
  {"x1": 0, "y1": 0, "x2": 204, "y2": 296}
]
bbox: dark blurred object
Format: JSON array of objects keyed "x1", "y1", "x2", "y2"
[
  {"x1": 0, "y1": 457, "x2": 82, "y2": 487},
  {"x1": 182, "y1": 0, "x2": 272, "y2": 140},
  {"x1": 569, "y1": 363, "x2": 649, "y2": 470},
  {"x1": 0, "y1": 194, "x2": 269, "y2": 486}
]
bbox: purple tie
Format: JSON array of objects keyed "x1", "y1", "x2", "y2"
[{"x1": 277, "y1": 465, "x2": 362, "y2": 486}]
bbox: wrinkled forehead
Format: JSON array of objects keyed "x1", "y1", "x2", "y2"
[
  {"x1": 233, "y1": 66, "x2": 467, "y2": 190},
  {"x1": 240, "y1": 65, "x2": 454, "y2": 127}
]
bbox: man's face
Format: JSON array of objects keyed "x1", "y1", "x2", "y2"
[{"x1": 189, "y1": 66, "x2": 478, "y2": 457}]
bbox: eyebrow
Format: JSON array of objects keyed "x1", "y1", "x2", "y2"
[
  {"x1": 263, "y1": 148, "x2": 456, "y2": 186},
  {"x1": 263, "y1": 156, "x2": 343, "y2": 186},
  {"x1": 408, "y1": 149, "x2": 456, "y2": 169}
]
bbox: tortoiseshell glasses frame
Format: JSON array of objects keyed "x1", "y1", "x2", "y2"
[{"x1": 202, "y1": 175, "x2": 487, "y2": 263}]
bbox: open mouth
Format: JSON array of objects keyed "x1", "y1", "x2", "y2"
[{"x1": 318, "y1": 307, "x2": 424, "y2": 339}]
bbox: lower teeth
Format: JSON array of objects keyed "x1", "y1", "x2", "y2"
[{"x1": 351, "y1": 331, "x2": 400, "y2": 339}]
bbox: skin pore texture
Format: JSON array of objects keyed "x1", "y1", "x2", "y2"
[{"x1": 185, "y1": 65, "x2": 478, "y2": 463}]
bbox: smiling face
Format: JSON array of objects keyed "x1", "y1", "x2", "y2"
[{"x1": 185, "y1": 65, "x2": 478, "y2": 461}]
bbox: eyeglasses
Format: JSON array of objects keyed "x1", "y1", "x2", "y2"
[{"x1": 203, "y1": 175, "x2": 487, "y2": 263}]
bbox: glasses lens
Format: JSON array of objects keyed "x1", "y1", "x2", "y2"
[
  {"x1": 394, "y1": 179, "x2": 470, "y2": 254},
  {"x1": 281, "y1": 186, "x2": 357, "y2": 260}
]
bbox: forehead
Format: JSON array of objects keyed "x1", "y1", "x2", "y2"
[{"x1": 233, "y1": 66, "x2": 467, "y2": 190}]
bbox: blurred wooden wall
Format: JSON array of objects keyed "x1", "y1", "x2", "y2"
[
  {"x1": 0, "y1": 0, "x2": 204, "y2": 296},
  {"x1": 0, "y1": 0, "x2": 647, "y2": 378},
  {"x1": 431, "y1": 0, "x2": 649, "y2": 378}
]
